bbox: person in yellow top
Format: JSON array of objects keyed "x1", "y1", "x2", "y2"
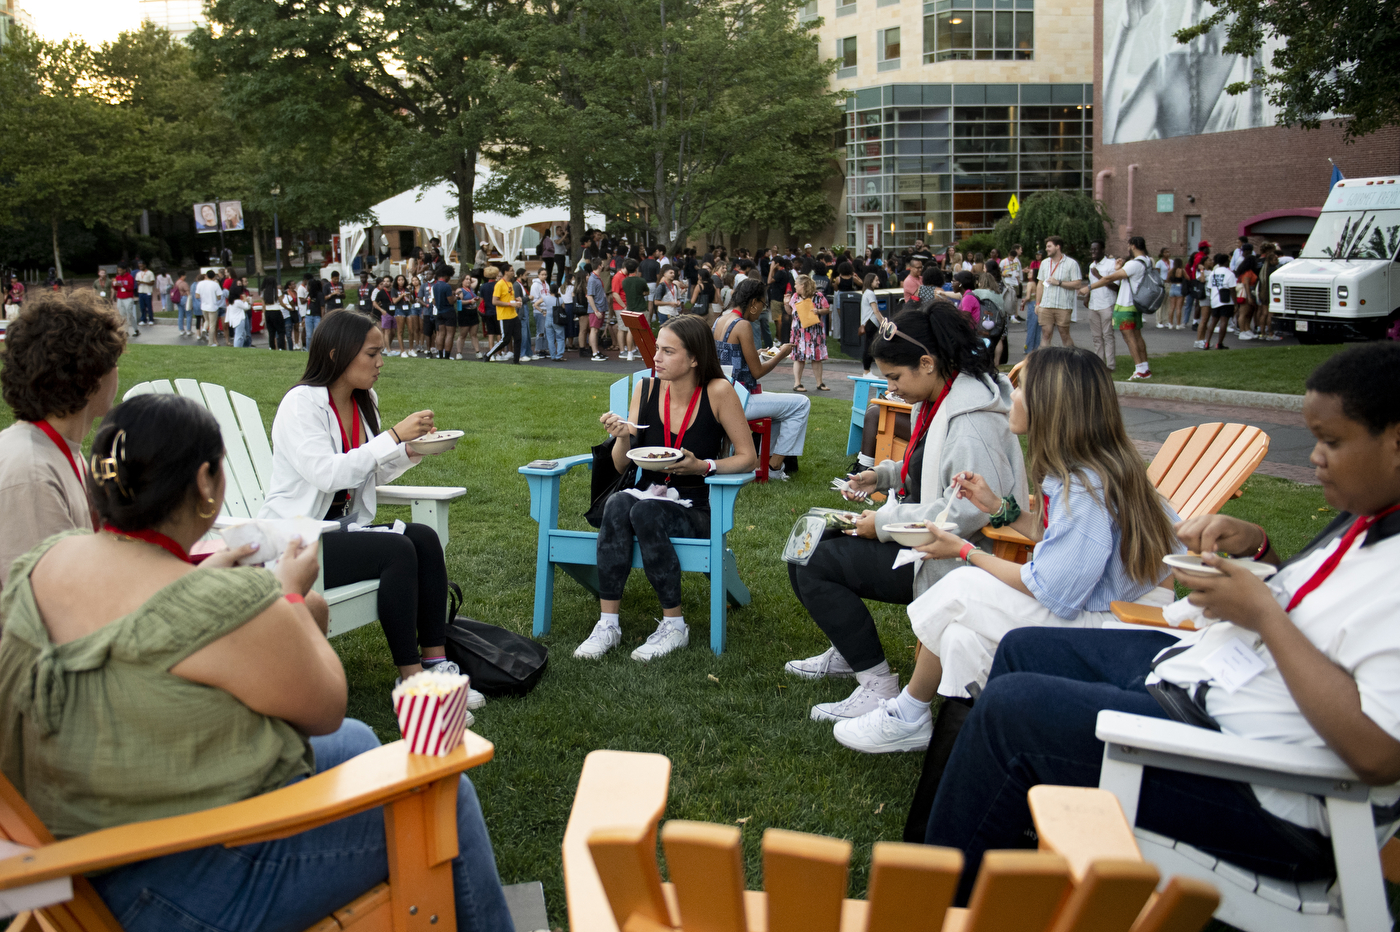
[{"x1": 487, "y1": 268, "x2": 521, "y2": 364}]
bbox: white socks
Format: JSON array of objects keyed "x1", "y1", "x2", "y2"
[
  {"x1": 599, "y1": 612, "x2": 620, "y2": 630},
  {"x1": 1134, "y1": 361, "x2": 1149, "y2": 375},
  {"x1": 661, "y1": 615, "x2": 686, "y2": 630},
  {"x1": 857, "y1": 453, "x2": 876, "y2": 469},
  {"x1": 890, "y1": 687, "x2": 932, "y2": 723}
]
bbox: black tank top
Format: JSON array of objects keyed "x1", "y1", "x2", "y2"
[{"x1": 634, "y1": 378, "x2": 725, "y2": 499}]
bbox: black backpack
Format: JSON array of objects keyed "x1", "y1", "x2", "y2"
[{"x1": 442, "y1": 584, "x2": 549, "y2": 696}]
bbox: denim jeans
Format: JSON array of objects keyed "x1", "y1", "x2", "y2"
[
  {"x1": 534, "y1": 311, "x2": 548, "y2": 355},
  {"x1": 925, "y1": 628, "x2": 1335, "y2": 905},
  {"x1": 755, "y1": 308, "x2": 773, "y2": 349},
  {"x1": 597, "y1": 493, "x2": 708, "y2": 608},
  {"x1": 518, "y1": 302, "x2": 532, "y2": 350},
  {"x1": 90, "y1": 719, "x2": 513, "y2": 932},
  {"x1": 138, "y1": 293, "x2": 154, "y2": 324},
  {"x1": 1183, "y1": 290, "x2": 1199, "y2": 324},
  {"x1": 178, "y1": 297, "x2": 194, "y2": 332},
  {"x1": 1023, "y1": 298, "x2": 1041, "y2": 351},
  {"x1": 234, "y1": 317, "x2": 252, "y2": 347},
  {"x1": 304, "y1": 314, "x2": 321, "y2": 346},
  {"x1": 544, "y1": 315, "x2": 565, "y2": 359}
]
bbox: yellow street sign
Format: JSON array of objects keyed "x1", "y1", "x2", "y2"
[{"x1": 1008, "y1": 194, "x2": 1020, "y2": 219}]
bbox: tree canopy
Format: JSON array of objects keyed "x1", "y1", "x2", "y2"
[{"x1": 990, "y1": 190, "x2": 1110, "y2": 261}]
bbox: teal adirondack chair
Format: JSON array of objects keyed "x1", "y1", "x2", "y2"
[
  {"x1": 518, "y1": 370, "x2": 755, "y2": 654},
  {"x1": 846, "y1": 374, "x2": 889, "y2": 456}
]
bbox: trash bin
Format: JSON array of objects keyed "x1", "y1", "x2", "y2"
[{"x1": 839, "y1": 292, "x2": 863, "y2": 354}]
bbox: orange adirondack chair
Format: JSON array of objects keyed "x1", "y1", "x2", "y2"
[
  {"x1": 620, "y1": 312, "x2": 657, "y2": 370},
  {"x1": 0, "y1": 734, "x2": 494, "y2": 932},
  {"x1": 983, "y1": 422, "x2": 1270, "y2": 564},
  {"x1": 563, "y1": 749, "x2": 1219, "y2": 932}
]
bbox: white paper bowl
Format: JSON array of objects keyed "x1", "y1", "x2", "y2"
[
  {"x1": 627, "y1": 446, "x2": 684, "y2": 466},
  {"x1": 408, "y1": 429, "x2": 464, "y2": 455},
  {"x1": 1163, "y1": 553, "x2": 1275, "y2": 579},
  {"x1": 886, "y1": 521, "x2": 957, "y2": 547}
]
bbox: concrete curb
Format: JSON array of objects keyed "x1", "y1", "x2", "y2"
[{"x1": 1115, "y1": 381, "x2": 1304, "y2": 413}]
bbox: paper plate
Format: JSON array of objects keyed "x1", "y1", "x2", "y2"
[
  {"x1": 627, "y1": 446, "x2": 684, "y2": 465},
  {"x1": 886, "y1": 521, "x2": 958, "y2": 548},
  {"x1": 1163, "y1": 553, "x2": 1275, "y2": 579},
  {"x1": 407, "y1": 429, "x2": 464, "y2": 455}
]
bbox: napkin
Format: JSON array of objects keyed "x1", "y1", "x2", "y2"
[
  {"x1": 1162, "y1": 596, "x2": 1213, "y2": 629},
  {"x1": 220, "y1": 517, "x2": 327, "y2": 566}
]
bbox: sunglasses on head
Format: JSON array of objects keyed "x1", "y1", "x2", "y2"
[{"x1": 878, "y1": 317, "x2": 934, "y2": 358}]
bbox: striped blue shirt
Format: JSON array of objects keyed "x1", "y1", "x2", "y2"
[{"x1": 1022, "y1": 471, "x2": 1181, "y2": 619}]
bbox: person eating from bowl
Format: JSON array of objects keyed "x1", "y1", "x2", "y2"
[
  {"x1": 916, "y1": 341, "x2": 1400, "y2": 904},
  {"x1": 577, "y1": 315, "x2": 757, "y2": 663},
  {"x1": 785, "y1": 303, "x2": 1026, "y2": 728},
  {"x1": 713, "y1": 278, "x2": 809, "y2": 479},
  {"x1": 0, "y1": 392, "x2": 514, "y2": 932},
  {"x1": 258, "y1": 312, "x2": 484, "y2": 714}
]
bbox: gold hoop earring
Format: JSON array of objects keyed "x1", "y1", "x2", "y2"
[{"x1": 197, "y1": 497, "x2": 218, "y2": 519}]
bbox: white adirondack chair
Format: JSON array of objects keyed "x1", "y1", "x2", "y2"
[
  {"x1": 122, "y1": 379, "x2": 466, "y2": 637},
  {"x1": 1096, "y1": 710, "x2": 1398, "y2": 932}
]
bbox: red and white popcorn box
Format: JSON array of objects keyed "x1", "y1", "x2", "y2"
[{"x1": 392, "y1": 669, "x2": 472, "y2": 756}]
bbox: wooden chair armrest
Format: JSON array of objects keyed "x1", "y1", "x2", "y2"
[
  {"x1": 1108, "y1": 601, "x2": 1179, "y2": 629},
  {"x1": 980, "y1": 526, "x2": 1034, "y2": 545},
  {"x1": 1026, "y1": 786, "x2": 1142, "y2": 881},
  {"x1": 704, "y1": 472, "x2": 756, "y2": 486},
  {"x1": 375, "y1": 485, "x2": 468, "y2": 502},
  {"x1": 0, "y1": 733, "x2": 494, "y2": 891},
  {"x1": 518, "y1": 453, "x2": 595, "y2": 478}
]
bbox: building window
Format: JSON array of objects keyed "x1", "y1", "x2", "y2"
[
  {"x1": 923, "y1": 0, "x2": 1032, "y2": 62},
  {"x1": 838, "y1": 35, "x2": 858, "y2": 77},
  {"x1": 837, "y1": 0, "x2": 857, "y2": 15},
  {"x1": 878, "y1": 27, "x2": 901, "y2": 71},
  {"x1": 800, "y1": 0, "x2": 818, "y2": 21}
]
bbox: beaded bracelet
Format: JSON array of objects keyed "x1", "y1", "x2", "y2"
[{"x1": 988, "y1": 495, "x2": 1022, "y2": 528}]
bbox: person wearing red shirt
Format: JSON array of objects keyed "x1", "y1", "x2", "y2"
[
  {"x1": 112, "y1": 263, "x2": 139, "y2": 338},
  {"x1": 902, "y1": 257, "x2": 925, "y2": 311},
  {"x1": 608, "y1": 257, "x2": 636, "y2": 361}
]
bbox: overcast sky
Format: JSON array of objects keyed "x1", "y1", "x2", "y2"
[{"x1": 29, "y1": 0, "x2": 143, "y2": 46}]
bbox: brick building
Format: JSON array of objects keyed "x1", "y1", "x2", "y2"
[{"x1": 1092, "y1": 0, "x2": 1400, "y2": 258}]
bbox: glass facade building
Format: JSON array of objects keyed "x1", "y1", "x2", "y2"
[{"x1": 845, "y1": 82, "x2": 1093, "y2": 251}]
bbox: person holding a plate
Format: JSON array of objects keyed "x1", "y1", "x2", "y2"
[
  {"x1": 785, "y1": 303, "x2": 1026, "y2": 734},
  {"x1": 259, "y1": 312, "x2": 483, "y2": 709},
  {"x1": 578, "y1": 315, "x2": 757, "y2": 662},
  {"x1": 844, "y1": 346, "x2": 1180, "y2": 839}
]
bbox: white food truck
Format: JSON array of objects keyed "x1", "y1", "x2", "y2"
[{"x1": 1269, "y1": 176, "x2": 1400, "y2": 343}]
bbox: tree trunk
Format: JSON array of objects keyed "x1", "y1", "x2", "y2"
[
  {"x1": 251, "y1": 215, "x2": 264, "y2": 284},
  {"x1": 51, "y1": 214, "x2": 65, "y2": 283},
  {"x1": 569, "y1": 172, "x2": 585, "y2": 276},
  {"x1": 456, "y1": 149, "x2": 477, "y2": 262}
]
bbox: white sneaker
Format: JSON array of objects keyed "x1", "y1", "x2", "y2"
[
  {"x1": 592, "y1": 353, "x2": 608, "y2": 362},
  {"x1": 476, "y1": 352, "x2": 485, "y2": 359},
  {"x1": 455, "y1": 353, "x2": 463, "y2": 360},
  {"x1": 832, "y1": 699, "x2": 933, "y2": 753},
  {"x1": 631, "y1": 618, "x2": 689, "y2": 661},
  {"x1": 1155, "y1": 322, "x2": 1165, "y2": 329},
  {"x1": 784, "y1": 645, "x2": 856, "y2": 680},
  {"x1": 1238, "y1": 330, "x2": 1256, "y2": 340},
  {"x1": 1193, "y1": 339, "x2": 1206, "y2": 349},
  {"x1": 408, "y1": 350, "x2": 418, "y2": 357},
  {"x1": 767, "y1": 467, "x2": 789, "y2": 481},
  {"x1": 810, "y1": 676, "x2": 898, "y2": 722},
  {"x1": 574, "y1": 621, "x2": 621, "y2": 659}
]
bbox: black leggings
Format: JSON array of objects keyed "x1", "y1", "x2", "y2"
[
  {"x1": 862, "y1": 320, "x2": 879, "y2": 372},
  {"x1": 265, "y1": 310, "x2": 287, "y2": 350},
  {"x1": 597, "y1": 493, "x2": 709, "y2": 608},
  {"x1": 322, "y1": 522, "x2": 448, "y2": 666},
  {"x1": 788, "y1": 530, "x2": 913, "y2": 671}
]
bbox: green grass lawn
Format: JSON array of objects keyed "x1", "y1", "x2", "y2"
[
  {"x1": 1113, "y1": 343, "x2": 1346, "y2": 395},
  {"x1": 0, "y1": 345, "x2": 1342, "y2": 928}
]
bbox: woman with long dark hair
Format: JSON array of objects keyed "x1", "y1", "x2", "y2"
[
  {"x1": 259, "y1": 313, "x2": 483, "y2": 709},
  {"x1": 576, "y1": 315, "x2": 757, "y2": 663}
]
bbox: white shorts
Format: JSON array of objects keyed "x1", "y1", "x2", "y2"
[{"x1": 907, "y1": 566, "x2": 1170, "y2": 699}]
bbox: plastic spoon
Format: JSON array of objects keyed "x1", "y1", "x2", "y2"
[{"x1": 932, "y1": 477, "x2": 962, "y2": 526}]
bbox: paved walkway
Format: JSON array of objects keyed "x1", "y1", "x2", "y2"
[{"x1": 136, "y1": 315, "x2": 1317, "y2": 484}]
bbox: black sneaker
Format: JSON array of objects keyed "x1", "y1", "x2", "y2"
[{"x1": 784, "y1": 456, "x2": 800, "y2": 474}]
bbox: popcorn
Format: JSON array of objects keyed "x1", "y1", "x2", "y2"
[{"x1": 393, "y1": 668, "x2": 472, "y2": 756}]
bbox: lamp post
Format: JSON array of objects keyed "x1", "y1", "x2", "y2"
[{"x1": 271, "y1": 186, "x2": 281, "y2": 292}]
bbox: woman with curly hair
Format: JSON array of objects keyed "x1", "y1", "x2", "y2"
[{"x1": 0, "y1": 290, "x2": 125, "y2": 590}]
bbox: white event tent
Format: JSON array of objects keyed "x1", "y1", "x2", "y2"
[{"x1": 336, "y1": 165, "x2": 602, "y2": 275}]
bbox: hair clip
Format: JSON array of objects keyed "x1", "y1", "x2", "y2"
[{"x1": 90, "y1": 429, "x2": 131, "y2": 498}]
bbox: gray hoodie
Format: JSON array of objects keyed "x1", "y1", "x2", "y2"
[{"x1": 871, "y1": 372, "x2": 1028, "y2": 598}]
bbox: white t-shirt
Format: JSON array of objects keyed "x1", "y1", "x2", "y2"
[
  {"x1": 194, "y1": 278, "x2": 221, "y2": 311},
  {"x1": 860, "y1": 289, "x2": 879, "y2": 326},
  {"x1": 135, "y1": 269, "x2": 156, "y2": 295},
  {"x1": 529, "y1": 280, "x2": 549, "y2": 306},
  {"x1": 296, "y1": 283, "x2": 309, "y2": 312},
  {"x1": 1038, "y1": 256, "x2": 1081, "y2": 309},
  {"x1": 1206, "y1": 268, "x2": 1237, "y2": 308},
  {"x1": 1149, "y1": 524, "x2": 1400, "y2": 834},
  {"x1": 1116, "y1": 256, "x2": 1148, "y2": 308},
  {"x1": 1229, "y1": 247, "x2": 1245, "y2": 271},
  {"x1": 1155, "y1": 259, "x2": 1171, "y2": 282},
  {"x1": 1002, "y1": 257, "x2": 1022, "y2": 287},
  {"x1": 1087, "y1": 257, "x2": 1117, "y2": 311}
]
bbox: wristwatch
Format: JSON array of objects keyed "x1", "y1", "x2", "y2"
[{"x1": 705, "y1": 458, "x2": 718, "y2": 477}]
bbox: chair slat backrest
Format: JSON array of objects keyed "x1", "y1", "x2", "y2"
[
  {"x1": 762, "y1": 828, "x2": 850, "y2": 932},
  {"x1": 660, "y1": 821, "x2": 748, "y2": 932},
  {"x1": 621, "y1": 313, "x2": 657, "y2": 371},
  {"x1": 199, "y1": 383, "x2": 265, "y2": 517},
  {"x1": 1046, "y1": 859, "x2": 1160, "y2": 932},
  {"x1": 586, "y1": 826, "x2": 673, "y2": 932},
  {"x1": 1127, "y1": 877, "x2": 1220, "y2": 932},
  {"x1": 1145, "y1": 427, "x2": 1194, "y2": 488},
  {"x1": 230, "y1": 391, "x2": 274, "y2": 493},
  {"x1": 120, "y1": 380, "x2": 173, "y2": 401},
  {"x1": 865, "y1": 841, "x2": 962, "y2": 932},
  {"x1": 1166, "y1": 424, "x2": 1245, "y2": 514},
  {"x1": 960, "y1": 851, "x2": 1073, "y2": 932},
  {"x1": 167, "y1": 380, "x2": 250, "y2": 518},
  {"x1": 1176, "y1": 428, "x2": 1267, "y2": 519},
  {"x1": 1154, "y1": 424, "x2": 1223, "y2": 502}
]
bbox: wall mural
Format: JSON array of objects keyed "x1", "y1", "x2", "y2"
[{"x1": 1102, "y1": 0, "x2": 1279, "y2": 145}]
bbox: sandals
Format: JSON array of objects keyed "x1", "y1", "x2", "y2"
[
  {"x1": 817, "y1": 383, "x2": 831, "y2": 391},
  {"x1": 793, "y1": 384, "x2": 808, "y2": 392}
]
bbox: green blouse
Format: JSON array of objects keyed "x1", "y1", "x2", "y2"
[{"x1": 0, "y1": 531, "x2": 314, "y2": 839}]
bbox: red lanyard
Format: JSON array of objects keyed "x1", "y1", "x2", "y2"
[
  {"x1": 1286, "y1": 504, "x2": 1400, "y2": 612},
  {"x1": 663, "y1": 383, "x2": 703, "y2": 451},
  {"x1": 30, "y1": 420, "x2": 97, "y2": 531},
  {"x1": 102, "y1": 523, "x2": 193, "y2": 563},
  {"x1": 900, "y1": 373, "x2": 957, "y2": 494},
  {"x1": 326, "y1": 395, "x2": 362, "y2": 453}
]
